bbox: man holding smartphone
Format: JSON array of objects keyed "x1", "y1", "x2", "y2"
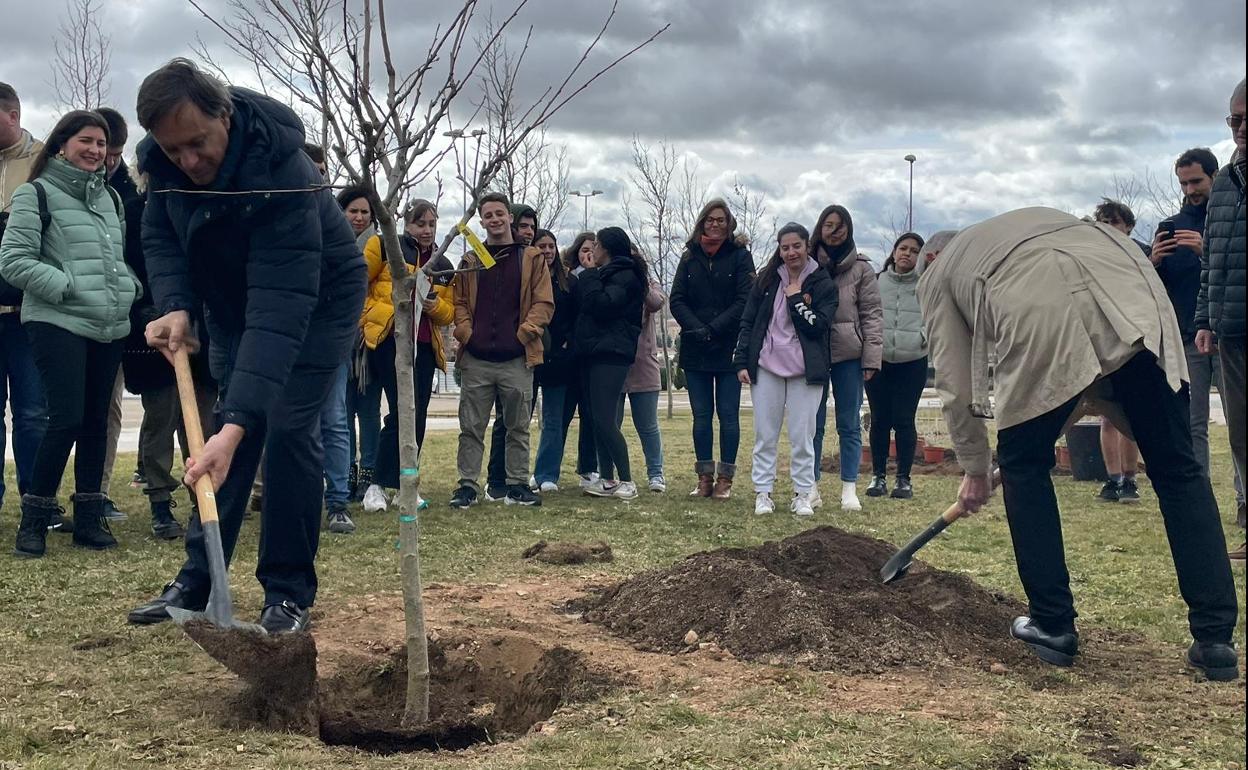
[
  {"x1": 1151, "y1": 149, "x2": 1244, "y2": 518},
  {"x1": 1196, "y1": 79, "x2": 1247, "y2": 561}
]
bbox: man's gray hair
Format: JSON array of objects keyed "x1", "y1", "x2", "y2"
[
  {"x1": 136, "y1": 58, "x2": 232, "y2": 130},
  {"x1": 923, "y1": 229, "x2": 958, "y2": 257},
  {"x1": 1233, "y1": 78, "x2": 1247, "y2": 106}
]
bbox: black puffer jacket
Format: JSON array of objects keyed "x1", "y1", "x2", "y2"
[
  {"x1": 668, "y1": 238, "x2": 754, "y2": 372},
  {"x1": 113, "y1": 160, "x2": 214, "y2": 395},
  {"x1": 572, "y1": 255, "x2": 644, "y2": 365},
  {"x1": 1196, "y1": 160, "x2": 1246, "y2": 339},
  {"x1": 733, "y1": 264, "x2": 837, "y2": 385},
  {"x1": 138, "y1": 87, "x2": 365, "y2": 430}
]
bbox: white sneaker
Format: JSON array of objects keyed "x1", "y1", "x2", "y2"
[
  {"x1": 754, "y1": 492, "x2": 775, "y2": 515},
  {"x1": 539, "y1": 481, "x2": 559, "y2": 493},
  {"x1": 791, "y1": 492, "x2": 814, "y2": 517},
  {"x1": 362, "y1": 484, "x2": 389, "y2": 513},
  {"x1": 583, "y1": 478, "x2": 615, "y2": 497},
  {"x1": 648, "y1": 475, "x2": 667, "y2": 493},
  {"x1": 579, "y1": 472, "x2": 600, "y2": 489},
  {"x1": 841, "y1": 481, "x2": 862, "y2": 511},
  {"x1": 613, "y1": 481, "x2": 639, "y2": 500},
  {"x1": 809, "y1": 489, "x2": 824, "y2": 509}
]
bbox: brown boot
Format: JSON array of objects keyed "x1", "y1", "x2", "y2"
[
  {"x1": 711, "y1": 462, "x2": 736, "y2": 500},
  {"x1": 1229, "y1": 542, "x2": 1246, "y2": 561},
  {"x1": 689, "y1": 462, "x2": 715, "y2": 497}
]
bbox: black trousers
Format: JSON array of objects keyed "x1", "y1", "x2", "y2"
[
  {"x1": 864, "y1": 356, "x2": 928, "y2": 477},
  {"x1": 25, "y1": 322, "x2": 123, "y2": 498},
  {"x1": 486, "y1": 373, "x2": 537, "y2": 487},
  {"x1": 997, "y1": 352, "x2": 1237, "y2": 642},
  {"x1": 175, "y1": 307, "x2": 360, "y2": 609},
  {"x1": 559, "y1": 372, "x2": 597, "y2": 476},
  {"x1": 582, "y1": 361, "x2": 632, "y2": 482},
  {"x1": 373, "y1": 336, "x2": 436, "y2": 489}
]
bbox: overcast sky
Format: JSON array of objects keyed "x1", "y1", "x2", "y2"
[{"x1": 4, "y1": 0, "x2": 1245, "y2": 262}]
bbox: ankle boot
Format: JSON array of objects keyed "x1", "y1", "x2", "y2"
[
  {"x1": 690, "y1": 462, "x2": 715, "y2": 497},
  {"x1": 347, "y1": 463, "x2": 359, "y2": 500},
  {"x1": 14, "y1": 495, "x2": 58, "y2": 558},
  {"x1": 150, "y1": 498, "x2": 186, "y2": 540},
  {"x1": 891, "y1": 476, "x2": 913, "y2": 499},
  {"x1": 72, "y1": 493, "x2": 118, "y2": 550},
  {"x1": 711, "y1": 462, "x2": 736, "y2": 500},
  {"x1": 866, "y1": 475, "x2": 888, "y2": 497},
  {"x1": 352, "y1": 467, "x2": 373, "y2": 503}
]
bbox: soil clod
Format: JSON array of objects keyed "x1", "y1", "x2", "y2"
[
  {"x1": 582, "y1": 526, "x2": 1028, "y2": 673},
  {"x1": 523, "y1": 540, "x2": 614, "y2": 565}
]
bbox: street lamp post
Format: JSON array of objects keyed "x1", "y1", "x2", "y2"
[
  {"x1": 444, "y1": 127, "x2": 487, "y2": 251},
  {"x1": 570, "y1": 189, "x2": 604, "y2": 231},
  {"x1": 904, "y1": 154, "x2": 917, "y2": 232}
]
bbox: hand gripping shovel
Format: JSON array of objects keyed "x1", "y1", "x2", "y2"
[
  {"x1": 165, "y1": 348, "x2": 317, "y2": 702},
  {"x1": 880, "y1": 469, "x2": 1002, "y2": 584}
]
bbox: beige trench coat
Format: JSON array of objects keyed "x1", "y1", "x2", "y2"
[{"x1": 918, "y1": 207, "x2": 1186, "y2": 476}]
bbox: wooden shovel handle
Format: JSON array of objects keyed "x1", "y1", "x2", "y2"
[
  {"x1": 173, "y1": 348, "x2": 219, "y2": 526},
  {"x1": 940, "y1": 468, "x2": 1003, "y2": 524}
]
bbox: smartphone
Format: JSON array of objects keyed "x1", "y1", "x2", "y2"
[{"x1": 1156, "y1": 219, "x2": 1176, "y2": 241}]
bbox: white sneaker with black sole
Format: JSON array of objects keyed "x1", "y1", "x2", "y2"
[{"x1": 504, "y1": 485, "x2": 541, "y2": 506}]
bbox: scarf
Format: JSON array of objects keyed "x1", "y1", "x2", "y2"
[{"x1": 700, "y1": 234, "x2": 725, "y2": 257}]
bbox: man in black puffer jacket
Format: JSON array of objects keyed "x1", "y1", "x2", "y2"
[
  {"x1": 1196, "y1": 78, "x2": 1247, "y2": 560},
  {"x1": 125, "y1": 59, "x2": 366, "y2": 633}
]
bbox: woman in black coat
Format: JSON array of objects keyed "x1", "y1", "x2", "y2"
[
  {"x1": 668, "y1": 197, "x2": 754, "y2": 499},
  {"x1": 573, "y1": 227, "x2": 646, "y2": 500}
]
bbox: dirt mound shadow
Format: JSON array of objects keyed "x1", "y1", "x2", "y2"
[{"x1": 582, "y1": 525, "x2": 1028, "y2": 673}]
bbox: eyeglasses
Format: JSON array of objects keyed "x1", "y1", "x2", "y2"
[
  {"x1": 1228, "y1": 114, "x2": 1246, "y2": 130},
  {"x1": 704, "y1": 216, "x2": 728, "y2": 225}
]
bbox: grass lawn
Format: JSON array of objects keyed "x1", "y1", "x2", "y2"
[{"x1": 0, "y1": 414, "x2": 1243, "y2": 769}]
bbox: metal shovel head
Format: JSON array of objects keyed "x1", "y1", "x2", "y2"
[
  {"x1": 169, "y1": 605, "x2": 318, "y2": 695},
  {"x1": 879, "y1": 555, "x2": 912, "y2": 585}
]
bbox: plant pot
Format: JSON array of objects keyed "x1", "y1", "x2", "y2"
[
  {"x1": 1055, "y1": 446, "x2": 1071, "y2": 471},
  {"x1": 922, "y1": 445, "x2": 946, "y2": 464}
]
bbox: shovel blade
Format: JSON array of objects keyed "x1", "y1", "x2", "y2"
[{"x1": 879, "y1": 555, "x2": 912, "y2": 585}]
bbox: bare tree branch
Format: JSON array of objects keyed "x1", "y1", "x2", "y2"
[{"x1": 51, "y1": 0, "x2": 111, "y2": 110}]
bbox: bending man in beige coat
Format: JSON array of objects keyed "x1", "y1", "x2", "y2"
[{"x1": 919, "y1": 207, "x2": 1238, "y2": 681}]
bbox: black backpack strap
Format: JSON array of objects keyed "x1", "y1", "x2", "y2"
[
  {"x1": 30, "y1": 181, "x2": 52, "y2": 234},
  {"x1": 105, "y1": 184, "x2": 123, "y2": 218}
]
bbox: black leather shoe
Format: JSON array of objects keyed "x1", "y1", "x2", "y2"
[
  {"x1": 260, "y1": 601, "x2": 311, "y2": 634},
  {"x1": 1187, "y1": 641, "x2": 1240, "y2": 682},
  {"x1": 1010, "y1": 616, "x2": 1078, "y2": 667},
  {"x1": 865, "y1": 476, "x2": 888, "y2": 497},
  {"x1": 127, "y1": 581, "x2": 206, "y2": 625},
  {"x1": 891, "y1": 476, "x2": 914, "y2": 499}
]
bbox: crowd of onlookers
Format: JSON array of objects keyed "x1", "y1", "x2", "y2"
[{"x1": 0, "y1": 70, "x2": 1243, "y2": 566}]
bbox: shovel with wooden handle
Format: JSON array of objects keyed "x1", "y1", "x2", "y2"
[
  {"x1": 163, "y1": 348, "x2": 318, "y2": 702},
  {"x1": 879, "y1": 468, "x2": 1002, "y2": 584}
]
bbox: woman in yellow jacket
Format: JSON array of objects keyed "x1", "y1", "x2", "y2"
[{"x1": 359, "y1": 199, "x2": 455, "y2": 511}]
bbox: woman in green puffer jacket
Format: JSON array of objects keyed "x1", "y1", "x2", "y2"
[
  {"x1": 0, "y1": 110, "x2": 141, "y2": 558},
  {"x1": 864, "y1": 232, "x2": 927, "y2": 501}
]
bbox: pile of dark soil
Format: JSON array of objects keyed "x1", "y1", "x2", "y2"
[{"x1": 582, "y1": 526, "x2": 1028, "y2": 673}]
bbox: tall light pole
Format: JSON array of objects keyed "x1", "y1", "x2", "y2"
[
  {"x1": 904, "y1": 154, "x2": 917, "y2": 232},
  {"x1": 570, "y1": 189, "x2": 604, "y2": 231},
  {"x1": 444, "y1": 127, "x2": 486, "y2": 250}
]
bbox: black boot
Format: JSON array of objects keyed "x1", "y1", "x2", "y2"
[
  {"x1": 71, "y1": 493, "x2": 118, "y2": 550},
  {"x1": 347, "y1": 463, "x2": 359, "y2": 501},
  {"x1": 150, "y1": 498, "x2": 186, "y2": 540},
  {"x1": 1010, "y1": 616, "x2": 1078, "y2": 667},
  {"x1": 866, "y1": 475, "x2": 888, "y2": 497},
  {"x1": 351, "y1": 467, "x2": 372, "y2": 503},
  {"x1": 14, "y1": 495, "x2": 58, "y2": 558},
  {"x1": 891, "y1": 476, "x2": 913, "y2": 499}
]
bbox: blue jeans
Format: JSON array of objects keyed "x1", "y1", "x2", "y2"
[
  {"x1": 814, "y1": 359, "x2": 864, "y2": 482},
  {"x1": 618, "y1": 390, "x2": 664, "y2": 479},
  {"x1": 320, "y1": 362, "x2": 350, "y2": 507},
  {"x1": 533, "y1": 383, "x2": 568, "y2": 485},
  {"x1": 0, "y1": 314, "x2": 47, "y2": 508},
  {"x1": 348, "y1": 375, "x2": 383, "y2": 472},
  {"x1": 685, "y1": 370, "x2": 741, "y2": 467}
]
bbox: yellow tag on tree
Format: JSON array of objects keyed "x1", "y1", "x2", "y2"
[{"x1": 457, "y1": 223, "x2": 495, "y2": 268}]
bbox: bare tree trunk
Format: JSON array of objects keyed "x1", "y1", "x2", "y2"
[{"x1": 376, "y1": 210, "x2": 430, "y2": 726}]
